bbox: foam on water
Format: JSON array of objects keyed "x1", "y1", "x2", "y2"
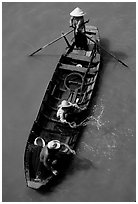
[{"x1": 77, "y1": 99, "x2": 135, "y2": 166}]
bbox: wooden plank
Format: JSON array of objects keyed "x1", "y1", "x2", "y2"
[
  {"x1": 72, "y1": 49, "x2": 86, "y2": 55},
  {"x1": 67, "y1": 53, "x2": 91, "y2": 62},
  {"x1": 85, "y1": 51, "x2": 92, "y2": 57},
  {"x1": 93, "y1": 53, "x2": 100, "y2": 63},
  {"x1": 60, "y1": 63, "x2": 86, "y2": 73}
]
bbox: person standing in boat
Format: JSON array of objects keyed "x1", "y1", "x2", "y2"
[
  {"x1": 40, "y1": 140, "x2": 75, "y2": 175},
  {"x1": 69, "y1": 7, "x2": 88, "y2": 50}
]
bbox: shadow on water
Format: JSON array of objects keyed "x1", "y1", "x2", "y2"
[
  {"x1": 37, "y1": 156, "x2": 96, "y2": 194},
  {"x1": 67, "y1": 156, "x2": 97, "y2": 173},
  {"x1": 88, "y1": 37, "x2": 129, "y2": 109},
  {"x1": 100, "y1": 38, "x2": 128, "y2": 65}
]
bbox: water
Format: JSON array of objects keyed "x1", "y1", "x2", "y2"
[{"x1": 2, "y1": 2, "x2": 136, "y2": 202}]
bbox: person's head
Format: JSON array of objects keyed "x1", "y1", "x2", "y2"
[{"x1": 70, "y1": 7, "x2": 86, "y2": 18}]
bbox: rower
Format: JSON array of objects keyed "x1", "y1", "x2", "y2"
[
  {"x1": 56, "y1": 100, "x2": 81, "y2": 125},
  {"x1": 40, "y1": 140, "x2": 75, "y2": 175},
  {"x1": 69, "y1": 7, "x2": 88, "y2": 50}
]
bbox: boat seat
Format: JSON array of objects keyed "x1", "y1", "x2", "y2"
[
  {"x1": 59, "y1": 63, "x2": 86, "y2": 73},
  {"x1": 72, "y1": 49, "x2": 86, "y2": 55},
  {"x1": 73, "y1": 49, "x2": 93, "y2": 57},
  {"x1": 86, "y1": 31, "x2": 96, "y2": 35},
  {"x1": 85, "y1": 51, "x2": 92, "y2": 57},
  {"x1": 67, "y1": 53, "x2": 91, "y2": 62}
]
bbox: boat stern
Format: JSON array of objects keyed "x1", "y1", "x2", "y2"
[{"x1": 27, "y1": 176, "x2": 53, "y2": 189}]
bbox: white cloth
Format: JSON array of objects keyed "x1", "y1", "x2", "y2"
[
  {"x1": 56, "y1": 107, "x2": 67, "y2": 123},
  {"x1": 57, "y1": 101, "x2": 81, "y2": 123},
  {"x1": 40, "y1": 146, "x2": 48, "y2": 167},
  {"x1": 70, "y1": 16, "x2": 85, "y2": 33}
]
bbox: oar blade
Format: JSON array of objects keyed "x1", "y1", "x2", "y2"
[{"x1": 118, "y1": 59, "x2": 129, "y2": 68}]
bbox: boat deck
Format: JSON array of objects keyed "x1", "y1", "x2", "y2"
[{"x1": 24, "y1": 24, "x2": 101, "y2": 189}]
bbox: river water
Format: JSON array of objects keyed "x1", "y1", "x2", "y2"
[{"x1": 2, "y1": 2, "x2": 136, "y2": 202}]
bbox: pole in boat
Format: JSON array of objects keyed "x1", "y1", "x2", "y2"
[
  {"x1": 86, "y1": 35, "x2": 129, "y2": 68},
  {"x1": 29, "y1": 29, "x2": 74, "y2": 56}
]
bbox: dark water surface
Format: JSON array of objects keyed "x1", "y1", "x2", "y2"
[{"x1": 2, "y1": 2, "x2": 136, "y2": 202}]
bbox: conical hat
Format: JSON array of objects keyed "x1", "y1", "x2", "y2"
[
  {"x1": 58, "y1": 100, "x2": 71, "y2": 108},
  {"x1": 47, "y1": 140, "x2": 61, "y2": 150},
  {"x1": 70, "y1": 7, "x2": 86, "y2": 17},
  {"x1": 34, "y1": 137, "x2": 46, "y2": 147}
]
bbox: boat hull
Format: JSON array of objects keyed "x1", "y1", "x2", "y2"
[{"x1": 24, "y1": 25, "x2": 101, "y2": 189}]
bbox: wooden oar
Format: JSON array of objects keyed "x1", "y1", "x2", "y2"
[
  {"x1": 86, "y1": 35, "x2": 129, "y2": 68},
  {"x1": 29, "y1": 29, "x2": 74, "y2": 56},
  {"x1": 29, "y1": 20, "x2": 89, "y2": 56}
]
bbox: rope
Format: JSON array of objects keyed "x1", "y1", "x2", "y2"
[{"x1": 68, "y1": 115, "x2": 93, "y2": 128}]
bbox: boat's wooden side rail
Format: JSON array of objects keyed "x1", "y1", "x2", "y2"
[
  {"x1": 84, "y1": 79, "x2": 95, "y2": 86},
  {"x1": 88, "y1": 66, "x2": 99, "y2": 73},
  {"x1": 79, "y1": 71, "x2": 99, "y2": 105},
  {"x1": 67, "y1": 52, "x2": 91, "y2": 62},
  {"x1": 42, "y1": 101, "x2": 57, "y2": 111}
]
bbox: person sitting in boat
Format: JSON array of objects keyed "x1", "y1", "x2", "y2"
[
  {"x1": 47, "y1": 140, "x2": 76, "y2": 155},
  {"x1": 40, "y1": 140, "x2": 75, "y2": 175},
  {"x1": 56, "y1": 100, "x2": 82, "y2": 126},
  {"x1": 69, "y1": 7, "x2": 88, "y2": 50}
]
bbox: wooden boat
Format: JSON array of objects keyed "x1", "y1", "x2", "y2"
[{"x1": 24, "y1": 24, "x2": 101, "y2": 189}]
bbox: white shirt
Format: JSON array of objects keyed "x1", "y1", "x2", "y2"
[{"x1": 56, "y1": 107, "x2": 67, "y2": 123}]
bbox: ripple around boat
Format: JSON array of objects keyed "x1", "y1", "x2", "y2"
[{"x1": 24, "y1": 23, "x2": 101, "y2": 189}]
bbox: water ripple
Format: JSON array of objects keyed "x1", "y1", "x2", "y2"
[{"x1": 77, "y1": 99, "x2": 135, "y2": 165}]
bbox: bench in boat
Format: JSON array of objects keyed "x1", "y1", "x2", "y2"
[
  {"x1": 67, "y1": 52, "x2": 91, "y2": 62},
  {"x1": 59, "y1": 63, "x2": 87, "y2": 73}
]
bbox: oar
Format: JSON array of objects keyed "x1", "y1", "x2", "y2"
[
  {"x1": 29, "y1": 20, "x2": 89, "y2": 56},
  {"x1": 29, "y1": 29, "x2": 74, "y2": 56},
  {"x1": 86, "y1": 35, "x2": 129, "y2": 68}
]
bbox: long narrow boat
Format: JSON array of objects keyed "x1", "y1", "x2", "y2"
[{"x1": 24, "y1": 24, "x2": 101, "y2": 189}]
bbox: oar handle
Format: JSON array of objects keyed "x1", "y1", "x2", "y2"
[
  {"x1": 43, "y1": 29, "x2": 74, "y2": 49},
  {"x1": 29, "y1": 20, "x2": 89, "y2": 56},
  {"x1": 29, "y1": 29, "x2": 74, "y2": 56},
  {"x1": 30, "y1": 48, "x2": 42, "y2": 56}
]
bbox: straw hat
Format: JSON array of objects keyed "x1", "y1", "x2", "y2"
[
  {"x1": 47, "y1": 140, "x2": 61, "y2": 150},
  {"x1": 58, "y1": 100, "x2": 71, "y2": 108},
  {"x1": 70, "y1": 7, "x2": 86, "y2": 17},
  {"x1": 34, "y1": 137, "x2": 46, "y2": 147}
]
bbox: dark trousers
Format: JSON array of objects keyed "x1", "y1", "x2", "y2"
[{"x1": 75, "y1": 32, "x2": 88, "y2": 50}]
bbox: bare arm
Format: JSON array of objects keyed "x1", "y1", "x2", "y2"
[
  {"x1": 69, "y1": 16, "x2": 74, "y2": 27},
  {"x1": 61, "y1": 143, "x2": 76, "y2": 154},
  {"x1": 57, "y1": 108, "x2": 67, "y2": 123}
]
